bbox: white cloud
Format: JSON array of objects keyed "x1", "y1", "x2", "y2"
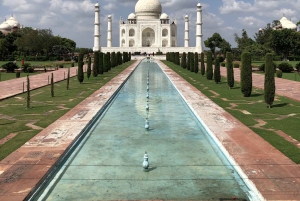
[{"x1": 219, "y1": 0, "x2": 254, "y2": 14}]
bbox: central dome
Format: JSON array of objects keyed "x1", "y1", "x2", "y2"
[{"x1": 135, "y1": 0, "x2": 162, "y2": 19}]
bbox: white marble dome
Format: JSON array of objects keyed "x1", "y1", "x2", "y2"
[
  {"x1": 0, "y1": 21, "x2": 11, "y2": 30},
  {"x1": 135, "y1": 0, "x2": 162, "y2": 19},
  {"x1": 128, "y1": 13, "x2": 136, "y2": 19},
  {"x1": 160, "y1": 13, "x2": 169, "y2": 19},
  {"x1": 6, "y1": 16, "x2": 19, "y2": 27},
  {"x1": 280, "y1": 17, "x2": 297, "y2": 30}
]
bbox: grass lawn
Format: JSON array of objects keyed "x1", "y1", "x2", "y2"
[
  {"x1": 254, "y1": 69, "x2": 300, "y2": 82},
  {"x1": 0, "y1": 72, "x2": 41, "y2": 81},
  {"x1": 163, "y1": 61, "x2": 300, "y2": 164},
  {"x1": 0, "y1": 61, "x2": 135, "y2": 161},
  {"x1": 252, "y1": 60, "x2": 300, "y2": 67},
  {"x1": 0, "y1": 61, "x2": 78, "y2": 68}
]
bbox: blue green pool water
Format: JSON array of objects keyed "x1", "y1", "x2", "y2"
[{"x1": 30, "y1": 60, "x2": 259, "y2": 200}]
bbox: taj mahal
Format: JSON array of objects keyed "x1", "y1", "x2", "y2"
[{"x1": 93, "y1": 0, "x2": 203, "y2": 54}]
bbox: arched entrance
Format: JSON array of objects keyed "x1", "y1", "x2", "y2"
[{"x1": 142, "y1": 28, "x2": 155, "y2": 47}]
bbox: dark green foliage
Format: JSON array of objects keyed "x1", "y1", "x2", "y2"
[
  {"x1": 87, "y1": 56, "x2": 91, "y2": 79},
  {"x1": 93, "y1": 51, "x2": 99, "y2": 77},
  {"x1": 226, "y1": 52, "x2": 234, "y2": 88},
  {"x1": 51, "y1": 73, "x2": 54, "y2": 97},
  {"x1": 71, "y1": 62, "x2": 74, "y2": 67},
  {"x1": 77, "y1": 53, "x2": 84, "y2": 83},
  {"x1": 277, "y1": 62, "x2": 294, "y2": 73},
  {"x1": 103, "y1": 53, "x2": 108, "y2": 72},
  {"x1": 1, "y1": 62, "x2": 18, "y2": 73},
  {"x1": 107, "y1": 52, "x2": 111, "y2": 71},
  {"x1": 99, "y1": 52, "x2": 104, "y2": 74},
  {"x1": 220, "y1": 62, "x2": 226, "y2": 67},
  {"x1": 206, "y1": 51, "x2": 213, "y2": 80},
  {"x1": 240, "y1": 52, "x2": 252, "y2": 97},
  {"x1": 123, "y1": 52, "x2": 127, "y2": 63},
  {"x1": 264, "y1": 53, "x2": 275, "y2": 108},
  {"x1": 218, "y1": 56, "x2": 225, "y2": 62},
  {"x1": 259, "y1": 62, "x2": 277, "y2": 72},
  {"x1": 175, "y1": 52, "x2": 180, "y2": 65},
  {"x1": 233, "y1": 63, "x2": 239, "y2": 68},
  {"x1": 117, "y1": 52, "x2": 122, "y2": 65},
  {"x1": 129, "y1": 52, "x2": 131, "y2": 61},
  {"x1": 200, "y1": 52, "x2": 205, "y2": 76},
  {"x1": 276, "y1": 70, "x2": 283, "y2": 78},
  {"x1": 111, "y1": 52, "x2": 116, "y2": 67},
  {"x1": 187, "y1": 52, "x2": 190, "y2": 70},
  {"x1": 296, "y1": 62, "x2": 300, "y2": 72},
  {"x1": 214, "y1": 58, "x2": 221, "y2": 83},
  {"x1": 194, "y1": 52, "x2": 199, "y2": 73},
  {"x1": 26, "y1": 75, "x2": 30, "y2": 109},
  {"x1": 181, "y1": 52, "x2": 187, "y2": 69},
  {"x1": 16, "y1": 72, "x2": 20, "y2": 78},
  {"x1": 190, "y1": 52, "x2": 195, "y2": 72},
  {"x1": 22, "y1": 63, "x2": 31, "y2": 73},
  {"x1": 67, "y1": 67, "x2": 70, "y2": 89}
]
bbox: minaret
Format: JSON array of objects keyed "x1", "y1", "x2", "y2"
[
  {"x1": 107, "y1": 15, "x2": 112, "y2": 47},
  {"x1": 93, "y1": 3, "x2": 101, "y2": 52},
  {"x1": 184, "y1": 15, "x2": 189, "y2": 47},
  {"x1": 196, "y1": 3, "x2": 203, "y2": 53}
]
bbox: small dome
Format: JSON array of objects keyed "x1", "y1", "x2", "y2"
[
  {"x1": 185, "y1": 15, "x2": 189, "y2": 19},
  {"x1": 197, "y1": 3, "x2": 201, "y2": 7},
  {"x1": 280, "y1": 17, "x2": 297, "y2": 30},
  {"x1": 0, "y1": 21, "x2": 12, "y2": 30},
  {"x1": 160, "y1": 13, "x2": 169, "y2": 19},
  {"x1": 128, "y1": 13, "x2": 136, "y2": 19},
  {"x1": 6, "y1": 17, "x2": 20, "y2": 27}
]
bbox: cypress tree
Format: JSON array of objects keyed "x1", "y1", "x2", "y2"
[
  {"x1": 99, "y1": 52, "x2": 104, "y2": 74},
  {"x1": 123, "y1": 52, "x2": 126, "y2": 63},
  {"x1": 26, "y1": 75, "x2": 30, "y2": 109},
  {"x1": 166, "y1": 52, "x2": 169, "y2": 61},
  {"x1": 181, "y1": 52, "x2": 187, "y2": 69},
  {"x1": 175, "y1": 52, "x2": 180, "y2": 65},
  {"x1": 87, "y1": 56, "x2": 91, "y2": 79},
  {"x1": 241, "y1": 52, "x2": 252, "y2": 97},
  {"x1": 67, "y1": 67, "x2": 70, "y2": 89},
  {"x1": 200, "y1": 52, "x2": 205, "y2": 76},
  {"x1": 264, "y1": 53, "x2": 275, "y2": 108},
  {"x1": 103, "y1": 53, "x2": 108, "y2": 72},
  {"x1": 107, "y1": 52, "x2": 111, "y2": 71},
  {"x1": 206, "y1": 51, "x2": 213, "y2": 80},
  {"x1": 77, "y1": 53, "x2": 84, "y2": 83},
  {"x1": 93, "y1": 52, "x2": 99, "y2": 77},
  {"x1": 117, "y1": 52, "x2": 122, "y2": 65},
  {"x1": 190, "y1": 52, "x2": 195, "y2": 72},
  {"x1": 226, "y1": 52, "x2": 234, "y2": 88},
  {"x1": 214, "y1": 58, "x2": 221, "y2": 83},
  {"x1": 51, "y1": 73, "x2": 54, "y2": 97},
  {"x1": 129, "y1": 52, "x2": 131, "y2": 61},
  {"x1": 187, "y1": 52, "x2": 190, "y2": 70},
  {"x1": 194, "y1": 52, "x2": 199, "y2": 74}
]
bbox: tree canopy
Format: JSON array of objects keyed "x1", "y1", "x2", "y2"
[{"x1": 204, "y1": 32, "x2": 231, "y2": 58}]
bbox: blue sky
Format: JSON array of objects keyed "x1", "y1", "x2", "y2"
[{"x1": 0, "y1": 0, "x2": 299, "y2": 49}]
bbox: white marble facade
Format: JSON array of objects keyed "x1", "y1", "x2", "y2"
[{"x1": 94, "y1": 0, "x2": 203, "y2": 53}]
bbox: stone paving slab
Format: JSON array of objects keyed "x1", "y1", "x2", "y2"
[
  {"x1": 219, "y1": 67, "x2": 300, "y2": 102},
  {"x1": 0, "y1": 66, "x2": 85, "y2": 101},
  {"x1": 0, "y1": 60, "x2": 300, "y2": 200},
  {"x1": 158, "y1": 61, "x2": 300, "y2": 200},
  {"x1": 0, "y1": 61, "x2": 140, "y2": 201}
]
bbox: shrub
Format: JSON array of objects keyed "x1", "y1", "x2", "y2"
[
  {"x1": 99, "y1": 52, "x2": 104, "y2": 74},
  {"x1": 181, "y1": 52, "x2": 187, "y2": 69},
  {"x1": 221, "y1": 62, "x2": 226, "y2": 67},
  {"x1": 77, "y1": 53, "x2": 84, "y2": 83},
  {"x1": 16, "y1": 72, "x2": 21, "y2": 78},
  {"x1": 87, "y1": 56, "x2": 91, "y2": 79},
  {"x1": 200, "y1": 52, "x2": 205, "y2": 76},
  {"x1": 206, "y1": 51, "x2": 213, "y2": 80},
  {"x1": 264, "y1": 53, "x2": 275, "y2": 108},
  {"x1": 156, "y1": 52, "x2": 163, "y2": 55},
  {"x1": 259, "y1": 62, "x2": 277, "y2": 72},
  {"x1": 93, "y1": 51, "x2": 99, "y2": 77},
  {"x1": 194, "y1": 52, "x2": 199, "y2": 74},
  {"x1": 226, "y1": 52, "x2": 234, "y2": 88},
  {"x1": 27, "y1": 67, "x2": 35, "y2": 73},
  {"x1": 190, "y1": 52, "x2": 195, "y2": 72},
  {"x1": 71, "y1": 62, "x2": 75, "y2": 67},
  {"x1": 218, "y1": 56, "x2": 225, "y2": 63},
  {"x1": 277, "y1": 62, "x2": 294, "y2": 73},
  {"x1": 296, "y1": 62, "x2": 300, "y2": 73},
  {"x1": 241, "y1": 52, "x2": 252, "y2": 97},
  {"x1": 214, "y1": 58, "x2": 221, "y2": 83},
  {"x1": 2, "y1": 62, "x2": 18, "y2": 73},
  {"x1": 233, "y1": 62, "x2": 240, "y2": 68},
  {"x1": 22, "y1": 63, "x2": 31, "y2": 73},
  {"x1": 276, "y1": 70, "x2": 283, "y2": 78}
]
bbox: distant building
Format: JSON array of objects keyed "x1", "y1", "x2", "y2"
[
  {"x1": 273, "y1": 16, "x2": 297, "y2": 31},
  {"x1": 0, "y1": 15, "x2": 20, "y2": 35}
]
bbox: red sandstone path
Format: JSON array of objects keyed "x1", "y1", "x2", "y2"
[
  {"x1": 220, "y1": 67, "x2": 300, "y2": 102},
  {"x1": 1, "y1": 61, "x2": 300, "y2": 200},
  {"x1": 0, "y1": 66, "x2": 86, "y2": 100}
]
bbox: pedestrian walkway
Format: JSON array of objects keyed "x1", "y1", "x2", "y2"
[
  {"x1": 0, "y1": 66, "x2": 84, "y2": 100},
  {"x1": 220, "y1": 67, "x2": 300, "y2": 102}
]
